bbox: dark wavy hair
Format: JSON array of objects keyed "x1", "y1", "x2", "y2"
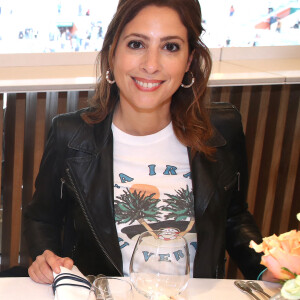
[{"x1": 82, "y1": 0, "x2": 214, "y2": 158}]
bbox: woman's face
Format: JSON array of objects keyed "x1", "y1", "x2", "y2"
[{"x1": 112, "y1": 5, "x2": 193, "y2": 114}]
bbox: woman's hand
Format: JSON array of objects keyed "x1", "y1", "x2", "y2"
[{"x1": 28, "y1": 250, "x2": 74, "y2": 284}]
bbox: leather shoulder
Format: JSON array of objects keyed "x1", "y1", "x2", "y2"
[
  {"x1": 52, "y1": 109, "x2": 87, "y2": 131},
  {"x1": 52, "y1": 109, "x2": 113, "y2": 155},
  {"x1": 51, "y1": 109, "x2": 91, "y2": 145},
  {"x1": 208, "y1": 102, "x2": 244, "y2": 144}
]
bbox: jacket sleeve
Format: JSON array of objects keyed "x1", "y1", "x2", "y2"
[
  {"x1": 23, "y1": 117, "x2": 68, "y2": 259},
  {"x1": 212, "y1": 103, "x2": 265, "y2": 279}
]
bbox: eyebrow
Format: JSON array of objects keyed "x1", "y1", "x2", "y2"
[{"x1": 123, "y1": 33, "x2": 185, "y2": 43}]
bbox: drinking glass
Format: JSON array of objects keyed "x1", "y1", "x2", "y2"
[
  {"x1": 87, "y1": 277, "x2": 133, "y2": 300},
  {"x1": 129, "y1": 229, "x2": 190, "y2": 299}
]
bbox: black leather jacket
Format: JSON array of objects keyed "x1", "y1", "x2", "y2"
[{"x1": 23, "y1": 102, "x2": 264, "y2": 279}]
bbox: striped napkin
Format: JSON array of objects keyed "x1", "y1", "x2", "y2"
[{"x1": 53, "y1": 266, "x2": 91, "y2": 300}]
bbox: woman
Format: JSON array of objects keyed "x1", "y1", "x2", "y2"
[{"x1": 24, "y1": 0, "x2": 273, "y2": 284}]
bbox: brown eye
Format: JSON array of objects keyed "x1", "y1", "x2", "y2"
[
  {"x1": 164, "y1": 42, "x2": 180, "y2": 52},
  {"x1": 128, "y1": 41, "x2": 144, "y2": 49}
]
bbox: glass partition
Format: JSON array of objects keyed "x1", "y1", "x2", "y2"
[
  {"x1": 201, "y1": 0, "x2": 300, "y2": 47},
  {"x1": 0, "y1": 0, "x2": 119, "y2": 53},
  {"x1": 0, "y1": 0, "x2": 299, "y2": 54}
]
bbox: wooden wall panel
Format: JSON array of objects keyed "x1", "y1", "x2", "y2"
[
  {"x1": 247, "y1": 86, "x2": 271, "y2": 214},
  {"x1": 20, "y1": 92, "x2": 37, "y2": 267},
  {"x1": 262, "y1": 86, "x2": 290, "y2": 236},
  {"x1": 67, "y1": 91, "x2": 80, "y2": 113},
  {"x1": 45, "y1": 92, "x2": 59, "y2": 139},
  {"x1": 289, "y1": 158, "x2": 300, "y2": 231},
  {"x1": 210, "y1": 87, "x2": 222, "y2": 102},
  {"x1": 270, "y1": 85, "x2": 300, "y2": 235},
  {"x1": 45, "y1": 92, "x2": 68, "y2": 140},
  {"x1": 239, "y1": 86, "x2": 252, "y2": 134},
  {"x1": 78, "y1": 91, "x2": 90, "y2": 110},
  {"x1": 279, "y1": 96, "x2": 299, "y2": 233},
  {"x1": 0, "y1": 94, "x2": 3, "y2": 209},
  {"x1": 0, "y1": 93, "x2": 3, "y2": 259},
  {"x1": 20, "y1": 93, "x2": 47, "y2": 266},
  {"x1": 287, "y1": 85, "x2": 300, "y2": 231},
  {"x1": 66, "y1": 91, "x2": 89, "y2": 112},
  {"x1": 1, "y1": 93, "x2": 26, "y2": 270},
  {"x1": 57, "y1": 92, "x2": 68, "y2": 115},
  {"x1": 32, "y1": 94, "x2": 48, "y2": 187},
  {"x1": 221, "y1": 86, "x2": 231, "y2": 102}
]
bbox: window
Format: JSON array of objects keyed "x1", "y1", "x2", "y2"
[
  {"x1": 0, "y1": 0, "x2": 299, "y2": 54},
  {"x1": 201, "y1": 0, "x2": 300, "y2": 47},
  {"x1": 0, "y1": 0, "x2": 119, "y2": 53}
]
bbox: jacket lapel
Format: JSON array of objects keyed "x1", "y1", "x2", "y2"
[
  {"x1": 190, "y1": 127, "x2": 226, "y2": 217},
  {"x1": 66, "y1": 115, "x2": 123, "y2": 275}
]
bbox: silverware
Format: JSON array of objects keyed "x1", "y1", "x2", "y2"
[
  {"x1": 246, "y1": 281, "x2": 271, "y2": 298},
  {"x1": 234, "y1": 280, "x2": 261, "y2": 300}
]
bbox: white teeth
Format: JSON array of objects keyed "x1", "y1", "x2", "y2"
[{"x1": 135, "y1": 79, "x2": 160, "y2": 88}]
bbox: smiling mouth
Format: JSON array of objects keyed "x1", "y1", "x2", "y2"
[{"x1": 133, "y1": 77, "x2": 163, "y2": 89}]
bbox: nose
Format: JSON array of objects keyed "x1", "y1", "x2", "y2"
[{"x1": 141, "y1": 48, "x2": 161, "y2": 74}]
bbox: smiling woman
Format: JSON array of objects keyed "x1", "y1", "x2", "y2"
[{"x1": 22, "y1": 0, "x2": 280, "y2": 286}]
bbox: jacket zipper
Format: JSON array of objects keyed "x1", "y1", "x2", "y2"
[
  {"x1": 65, "y1": 167, "x2": 122, "y2": 276},
  {"x1": 60, "y1": 178, "x2": 65, "y2": 199},
  {"x1": 224, "y1": 172, "x2": 240, "y2": 192}
]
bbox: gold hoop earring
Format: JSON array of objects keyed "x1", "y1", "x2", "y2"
[
  {"x1": 181, "y1": 71, "x2": 194, "y2": 88},
  {"x1": 106, "y1": 69, "x2": 116, "y2": 84}
]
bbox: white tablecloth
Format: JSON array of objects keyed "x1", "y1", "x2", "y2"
[{"x1": 0, "y1": 277, "x2": 281, "y2": 300}]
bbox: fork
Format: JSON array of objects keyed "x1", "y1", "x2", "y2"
[
  {"x1": 246, "y1": 281, "x2": 271, "y2": 298},
  {"x1": 234, "y1": 280, "x2": 261, "y2": 300}
]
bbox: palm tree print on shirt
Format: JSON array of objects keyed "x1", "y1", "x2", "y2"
[
  {"x1": 162, "y1": 185, "x2": 195, "y2": 236},
  {"x1": 114, "y1": 185, "x2": 161, "y2": 226},
  {"x1": 114, "y1": 184, "x2": 195, "y2": 237}
]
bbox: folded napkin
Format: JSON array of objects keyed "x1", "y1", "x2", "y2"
[{"x1": 53, "y1": 266, "x2": 91, "y2": 300}]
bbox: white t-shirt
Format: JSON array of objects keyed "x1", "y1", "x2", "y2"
[{"x1": 112, "y1": 122, "x2": 197, "y2": 276}]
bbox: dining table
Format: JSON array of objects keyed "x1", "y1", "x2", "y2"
[{"x1": 0, "y1": 276, "x2": 282, "y2": 299}]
